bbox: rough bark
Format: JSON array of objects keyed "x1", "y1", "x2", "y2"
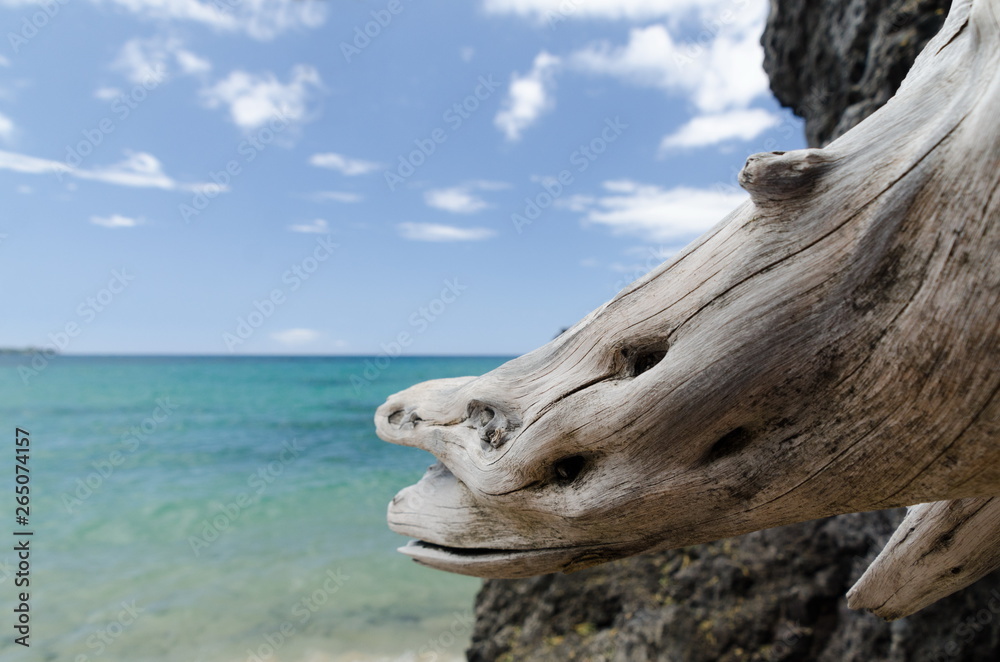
[{"x1": 459, "y1": 1, "x2": 1000, "y2": 660}]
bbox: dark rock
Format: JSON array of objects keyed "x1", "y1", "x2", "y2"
[
  {"x1": 469, "y1": 512, "x2": 1000, "y2": 661},
  {"x1": 467, "y1": 2, "x2": 1000, "y2": 661},
  {"x1": 762, "y1": 0, "x2": 950, "y2": 147}
]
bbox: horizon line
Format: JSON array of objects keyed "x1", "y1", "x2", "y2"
[{"x1": 0, "y1": 351, "x2": 520, "y2": 358}]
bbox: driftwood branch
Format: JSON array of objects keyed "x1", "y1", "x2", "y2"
[
  {"x1": 847, "y1": 497, "x2": 1000, "y2": 619},
  {"x1": 375, "y1": 0, "x2": 1000, "y2": 617}
]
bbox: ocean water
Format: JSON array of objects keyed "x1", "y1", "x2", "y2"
[{"x1": 0, "y1": 355, "x2": 511, "y2": 662}]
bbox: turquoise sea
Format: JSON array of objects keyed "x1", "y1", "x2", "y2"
[{"x1": 0, "y1": 355, "x2": 511, "y2": 662}]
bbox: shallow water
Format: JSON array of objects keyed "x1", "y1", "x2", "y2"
[{"x1": 0, "y1": 355, "x2": 509, "y2": 662}]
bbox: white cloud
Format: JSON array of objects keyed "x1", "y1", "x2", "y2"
[
  {"x1": 686, "y1": 23, "x2": 771, "y2": 113},
  {"x1": 660, "y1": 108, "x2": 781, "y2": 150},
  {"x1": 98, "y1": 0, "x2": 326, "y2": 40},
  {"x1": 569, "y1": 25, "x2": 692, "y2": 88},
  {"x1": 424, "y1": 181, "x2": 508, "y2": 214},
  {"x1": 90, "y1": 214, "x2": 145, "y2": 228},
  {"x1": 574, "y1": 180, "x2": 747, "y2": 242},
  {"x1": 482, "y1": 0, "x2": 715, "y2": 20},
  {"x1": 0, "y1": 55, "x2": 9, "y2": 67},
  {"x1": 397, "y1": 223, "x2": 497, "y2": 242},
  {"x1": 494, "y1": 52, "x2": 560, "y2": 141},
  {"x1": 0, "y1": 148, "x2": 218, "y2": 192},
  {"x1": 202, "y1": 65, "x2": 322, "y2": 130},
  {"x1": 426, "y1": 188, "x2": 488, "y2": 214},
  {"x1": 0, "y1": 112, "x2": 13, "y2": 141},
  {"x1": 289, "y1": 219, "x2": 329, "y2": 233},
  {"x1": 308, "y1": 152, "x2": 380, "y2": 176},
  {"x1": 112, "y1": 36, "x2": 211, "y2": 89},
  {"x1": 0, "y1": 150, "x2": 68, "y2": 176},
  {"x1": 176, "y1": 49, "x2": 212, "y2": 76},
  {"x1": 312, "y1": 191, "x2": 362, "y2": 203},
  {"x1": 77, "y1": 151, "x2": 186, "y2": 189},
  {"x1": 103, "y1": 0, "x2": 237, "y2": 31},
  {"x1": 568, "y1": 15, "x2": 768, "y2": 113},
  {"x1": 492, "y1": 3, "x2": 769, "y2": 139},
  {"x1": 113, "y1": 36, "x2": 210, "y2": 85},
  {"x1": 460, "y1": 47, "x2": 475, "y2": 62},
  {"x1": 272, "y1": 328, "x2": 321, "y2": 345},
  {"x1": 94, "y1": 87, "x2": 124, "y2": 101},
  {"x1": 114, "y1": 37, "x2": 168, "y2": 84}
]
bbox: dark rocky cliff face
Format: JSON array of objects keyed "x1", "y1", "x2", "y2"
[
  {"x1": 763, "y1": 0, "x2": 950, "y2": 147},
  {"x1": 469, "y1": 512, "x2": 1000, "y2": 661},
  {"x1": 467, "y1": 1, "x2": 1000, "y2": 660}
]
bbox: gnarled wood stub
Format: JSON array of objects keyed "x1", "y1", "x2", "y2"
[{"x1": 376, "y1": 0, "x2": 1000, "y2": 617}]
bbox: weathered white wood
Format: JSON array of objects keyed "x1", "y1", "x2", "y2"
[
  {"x1": 375, "y1": 0, "x2": 1000, "y2": 616},
  {"x1": 847, "y1": 497, "x2": 1000, "y2": 620}
]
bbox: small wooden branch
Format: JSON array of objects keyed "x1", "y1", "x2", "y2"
[{"x1": 847, "y1": 498, "x2": 1000, "y2": 620}]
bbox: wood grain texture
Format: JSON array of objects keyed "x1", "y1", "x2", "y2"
[
  {"x1": 847, "y1": 497, "x2": 1000, "y2": 619},
  {"x1": 375, "y1": 0, "x2": 1000, "y2": 617}
]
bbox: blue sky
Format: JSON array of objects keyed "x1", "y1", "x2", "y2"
[{"x1": 0, "y1": 0, "x2": 804, "y2": 356}]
